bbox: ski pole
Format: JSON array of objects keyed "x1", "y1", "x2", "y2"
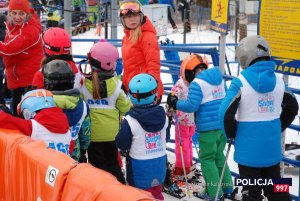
[
  {"x1": 214, "y1": 139, "x2": 233, "y2": 201},
  {"x1": 173, "y1": 111, "x2": 192, "y2": 199}
]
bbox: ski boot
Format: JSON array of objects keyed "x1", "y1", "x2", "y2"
[
  {"x1": 163, "y1": 181, "x2": 186, "y2": 199},
  {"x1": 193, "y1": 189, "x2": 220, "y2": 200},
  {"x1": 221, "y1": 187, "x2": 240, "y2": 201}
]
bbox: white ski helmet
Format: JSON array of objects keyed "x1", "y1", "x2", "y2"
[{"x1": 235, "y1": 35, "x2": 271, "y2": 69}]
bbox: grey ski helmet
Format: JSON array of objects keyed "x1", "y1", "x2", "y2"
[
  {"x1": 43, "y1": 59, "x2": 75, "y2": 91},
  {"x1": 235, "y1": 35, "x2": 271, "y2": 69}
]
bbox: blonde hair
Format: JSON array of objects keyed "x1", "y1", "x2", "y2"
[
  {"x1": 129, "y1": 26, "x2": 142, "y2": 44},
  {"x1": 92, "y1": 71, "x2": 101, "y2": 100}
]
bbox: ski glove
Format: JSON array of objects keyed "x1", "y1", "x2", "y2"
[
  {"x1": 120, "y1": 150, "x2": 129, "y2": 157},
  {"x1": 167, "y1": 93, "x2": 178, "y2": 110},
  {"x1": 78, "y1": 149, "x2": 87, "y2": 163},
  {"x1": 0, "y1": 104, "x2": 11, "y2": 114}
]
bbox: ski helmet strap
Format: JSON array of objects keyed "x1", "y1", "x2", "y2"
[
  {"x1": 44, "y1": 42, "x2": 71, "y2": 54},
  {"x1": 129, "y1": 88, "x2": 157, "y2": 103}
]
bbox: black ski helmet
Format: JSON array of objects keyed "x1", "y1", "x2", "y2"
[{"x1": 43, "y1": 59, "x2": 75, "y2": 91}]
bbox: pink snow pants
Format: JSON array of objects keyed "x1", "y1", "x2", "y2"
[
  {"x1": 175, "y1": 124, "x2": 196, "y2": 171},
  {"x1": 145, "y1": 185, "x2": 164, "y2": 200}
]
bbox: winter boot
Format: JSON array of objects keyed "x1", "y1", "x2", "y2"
[
  {"x1": 184, "y1": 21, "x2": 191, "y2": 33},
  {"x1": 222, "y1": 187, "x2": 239, "y2": 200},
  {"x1": 172, "y1": 26, "x2": 179, "y2": 33}
]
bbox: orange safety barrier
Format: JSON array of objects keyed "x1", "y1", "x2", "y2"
[
  {"x1": 12, "y1": 140, "x2": 77, "y2": 201},
  {"x1": 61, "y1": 163, "x2": 155, "y2": 201},
  {"x1": 0, "y1": 129, "x2": 30, "y2": 201},
  {"x1": 0, "y1": 129, "x2": 156, "y2": 201}
]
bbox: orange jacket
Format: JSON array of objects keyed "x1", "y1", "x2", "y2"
[{"x1": 121, "y1": 16, "x2": 164, "y2": 98}]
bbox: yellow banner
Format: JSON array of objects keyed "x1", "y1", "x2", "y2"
[
  {"x1": 259, "y1": 0, "x2": 300, "y2": 60},
  {"x1": 211, "y1": 0, "x2": 229, "y2": 25}
]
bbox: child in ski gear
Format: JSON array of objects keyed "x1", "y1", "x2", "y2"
[
  {"x1": 220, "y1": 35, "x2": 298, "y2": 201},
  {"x1": 119, "y1": 0, "x2": 164, "y2": 103},
  {"x1": 32, "y1": 27, "x2": 82, "y2": 90},
  {"x1": 0, "y1": 0, "x2": 43, "y2": 116},
  {"x1": 80, "y1": 41, "x2": 130, "y2": 184},
  {"x1": 0, "y1": 89, "x2": 71, "y2": 155},
  {"x1": 167, "y1": 54, "x2": 233, "y2": 200},
  {"x1": 115, "y1": 73, "x2": 168, "y2": 200},
  {"x1": 42, "y1": 59, "x2": 91, "y2": 162},
  {"x1": 170, "y1": 61, "x2": 196, "y2": 176}
]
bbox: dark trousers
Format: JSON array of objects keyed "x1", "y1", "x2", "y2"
[
  {"x1": 11, "y1": 87, "x2": 26, "y2": 116},
  {"x1": 238, "y1": 163, "x2": 292, "y2": 201},
  {"x1": 88, "y1": 141, "x2": 126, "y2": 184},
  {"x1": 180, "y1": 8, "x2": 190, "y2": 23},
  {"x1": 47, "y1": 20, "x2": 59, "y2": 28},
  {"x1": 167, "y1": 7, "x2": 176, "y2": 28}
]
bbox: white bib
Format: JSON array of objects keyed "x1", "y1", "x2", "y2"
[
  {"x1": 193, "y1": 78, "x2": 226, "y2": 104},
  {"x1": 31, "y1": 120, "x2": 71, "y2": 155},
  {"x1": 126, "y1": 115, "x2": 167, "y2": 160},
  {"x1": 80, "y1": 78, "x2": 122, "y2": 109},
  {"x1": 236, "y1": 74, "x2": 284, "y2": 122}
]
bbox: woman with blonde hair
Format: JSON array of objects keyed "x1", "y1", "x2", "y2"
[{"x1": 119, "y1": 0, "x2": 164, "y2": 103}]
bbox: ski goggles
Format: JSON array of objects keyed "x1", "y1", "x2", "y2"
[
  {"x1": 129, "y1": 88, "x2": 157, "y2": 100},
  {"x1": 120, "y1": 1, "x2": 141, "y2": 16},
  {"x1": 78, "y1": 53, "x2": 103, "y2": 77}
]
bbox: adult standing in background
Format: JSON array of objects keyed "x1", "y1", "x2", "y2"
[
  {"x1": 178, "y1": 0, "x2": 191, "y2": 32},
  {"x1": 158, "y1": 0, "x2": 178, "y2": 33},
  {"x1": 119, "y1": 0, "x2": 164, "y2": 103},
  {"x1": 0, "y1": 0, "x2": 43, "y2": 116}
]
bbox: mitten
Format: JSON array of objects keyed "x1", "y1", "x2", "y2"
[{"x1": 167, "y1": 93, "x2": 178, "y2": 110}]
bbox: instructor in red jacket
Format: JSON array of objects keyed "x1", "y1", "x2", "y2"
[{"x1": 0, "y1": 0, "x2": 43, "y2": 116}]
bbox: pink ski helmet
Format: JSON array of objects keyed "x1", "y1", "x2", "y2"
[{"x1": 88, "y1": 41, "x2": 119, "y2": 72}]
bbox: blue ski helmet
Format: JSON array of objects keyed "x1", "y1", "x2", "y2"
[
  {"x1": 17, "y1": 89, "x2": 56, "y2": 120},
  {"x1": 129, "y1": 73, "x2": 157, "y2": 105}
]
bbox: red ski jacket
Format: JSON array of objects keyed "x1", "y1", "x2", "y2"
[{"x1": 0, "y1": 9, "x2": 43, "y2": 89}]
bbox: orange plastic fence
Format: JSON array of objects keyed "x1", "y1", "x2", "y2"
[
  {"x1": 62, "y1": 163, "x2": 154, "y2": 201},
  {"x1": 0, "y1": 129, "x2": 155, "y2": 201}
]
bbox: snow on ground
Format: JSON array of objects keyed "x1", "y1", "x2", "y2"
[{"x1": 71, "y1": 23, "x2": 300, "y2": 200}]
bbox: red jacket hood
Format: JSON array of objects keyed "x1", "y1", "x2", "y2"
[{"x1": 34, "y1": 107, "x2": 70, "y2": 134}]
